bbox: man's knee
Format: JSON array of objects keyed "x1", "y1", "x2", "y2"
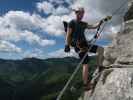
[{"x1": 83, "y1": 64, "x2": 88, "y2": 67}]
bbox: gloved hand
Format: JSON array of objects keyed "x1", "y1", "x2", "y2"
[
  {"x1": 64, "y1": 45, "x2": 70, "y2": 52},
  {"x1": 74, "y1": 46, "x2": 80, "y2": 53},
  {"x1": 103, "y1": 16, "x2": 112, "y2": 22}
]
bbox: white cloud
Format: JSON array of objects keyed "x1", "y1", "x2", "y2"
[
  {"x1": 0, "y1": 11, "x2": 56, "y2": 47},
  {"x1": 51, "y1": 0, "x2": 63, "y2": 4},
  {"x1": 48, "y1": 0, "x2": 71, "y2": 5},
  {"x1": 53, "y1": 6, "x2": 70, "y2": 15},
  {"x1": 0, "y1": 40, "x2": 22, "y2": 53},
  {"x1": 21, "y1": 31, "x2": 56, "y2": 46},
  {"x1": 2, "y1": 11, "x2": 46, "y2": 31},
  {"x1": 23, "y1": 48, "x2": 44, "y2": 59},
  {"x1": 44, "y1": 15, "x2": 65, "y2": 36},
  {"x1": 1, "y1": 10, "x2": 69, "y2": 38},
  {"x1": 36, "y1": 0, "x2": 71, "y2": 15},
  {"x1": 36, "y1": 1, "x2": 54, "y2": 14},
  {"x1": 48, "y1": 48, "x2": 78, "y2": 58},
  {"x1": 48, "y1": 48, "x2": 96, "y2": 59},
  {"x1": 40, "y1": 39, "x2": 56, "y2": 46}
]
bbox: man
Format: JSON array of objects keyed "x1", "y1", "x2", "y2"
[{"x1": 64, "y1": 7, "x2": 111, "y2": 90}]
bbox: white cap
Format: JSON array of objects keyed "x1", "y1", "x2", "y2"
[
  {"x1": 77, "y1": 7, "x2": 84, "y2": 12},
  {"x1": 72, "y1": 7, "x2": 84, "y2": 13}
]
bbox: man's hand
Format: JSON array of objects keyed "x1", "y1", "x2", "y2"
[
  {"x1": 98, "y1": 16, "x2": 112, "y2": 28},
  {"x1": 103, "y1": 16, "x2": 112, "y2": 22},
  {"x1": 64, "y1": 45, "x2": 70, "y2": 52}
]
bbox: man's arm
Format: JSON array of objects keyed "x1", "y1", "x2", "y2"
[
  {"x1": 64, "y1": 27, "x2": 73, "y2": 52},
  {"x1": 64, "y1": 20, "x2": 75, "y2": 52},
  {"x1": 86, "y1": 16, "x2": 112, "y2": 39},
  {"x1": 65, "y1": 27, "x2": 73, "y2": 46},
  {"x1": 86, "y1": 16, "x2": 112, "y2": 29},
  {"x1": 87, "y1": 21, "x2": 103, "y2": 29}
]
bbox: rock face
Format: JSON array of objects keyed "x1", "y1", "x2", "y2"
[
  {"x1": 103, "y1": 0, "x2": 133, "y2": 66},
  {"x1": 83, "y1": 0, "x2": 133, "y2": 100},
  {"x1": 84, "y1": 68, "x2": 133, "y2": 100},
  {"x1": 103, "y1": 20, "x2": 133, "y2": 66}
]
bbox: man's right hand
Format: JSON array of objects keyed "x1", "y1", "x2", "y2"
[
  {"x1": 64, "y1": 45, "x2": 70, "y2": 52},
  {"x1": 98, "y1": 16, "x2": 112, "y2": 28}
]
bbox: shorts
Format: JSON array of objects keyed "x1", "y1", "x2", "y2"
[
  {"x1": 78, "y1": 44, "x2": 98, "y2": 64},
  {"x1": 88, "y1": 44, "x2": 98, "y2": 53},
  {"x1": 79, "y1": 52, "x2": 89, "y2": 64}
]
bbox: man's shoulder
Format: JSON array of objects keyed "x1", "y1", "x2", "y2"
[
  {"x1": 68, "y1": 19, "x2": 76, "y2": 28},
  {"x1": 69, "y1": 19, "x2": 76, "y2": 23},
  {"x1": 80, "y1": 21, "x2": 88, "y2": 28},
  {"x1": 80, "y1": 21, "x2": 88, "y2": 25}
]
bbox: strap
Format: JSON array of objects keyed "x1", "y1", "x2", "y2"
[{"x1": 63, "y1": 21, "x2": 68, "y2": 33}]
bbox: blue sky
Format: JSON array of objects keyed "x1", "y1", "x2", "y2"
[
  {"x1": 0, "y1": 0, "x2": 127, "y2": 59},
  {"x1": 0, "y1": 0, "x2": 37, "y2": 15}
]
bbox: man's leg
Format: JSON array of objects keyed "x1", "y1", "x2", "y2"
[
  {"x1": 82, "y1": 63, "x2": 93, "y2": 90},
  {"x1": 83, "y1": 64, "x2": 89, "y2": 85},
  {"x1": 79, "y1": 52, "x2": 93, "y2": 90},
  {"x1": 79, "y1": 52, "x2": 89, "y2": 84}
]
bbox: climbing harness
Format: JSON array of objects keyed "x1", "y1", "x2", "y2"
[{"x1": 57, "y1": 1, "x2": 128, "y2": 100}]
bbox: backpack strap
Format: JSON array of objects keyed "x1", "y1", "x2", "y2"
[
  {"x1": 63, "y1": 21, "x2": 68, "y2": 33},
  {"x1": 63, "y1": 20, "x2": 80, "y2": 53}
]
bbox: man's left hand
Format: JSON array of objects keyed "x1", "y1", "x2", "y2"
[{"x1": 103, "y1": 16, "x2": 112, "y2": 22}]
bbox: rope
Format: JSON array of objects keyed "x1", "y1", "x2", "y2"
[
  {"x1": 112, "y1": 0, "x2": 128, "y2": 16},
  {"x1": 56, "y1": 38, "x2": 97, "y2": 100},
  {"x1": 56, "y1": 1, "x2": 128, "y2": 99}
]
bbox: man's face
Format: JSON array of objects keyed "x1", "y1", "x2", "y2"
[{"x1": 76, "y1": 11, "x2": 85, "y2": 20}]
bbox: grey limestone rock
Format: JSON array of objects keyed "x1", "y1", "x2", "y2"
[{"x1": 82, "y1": 1, "x2": 133, "y2": 100}]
